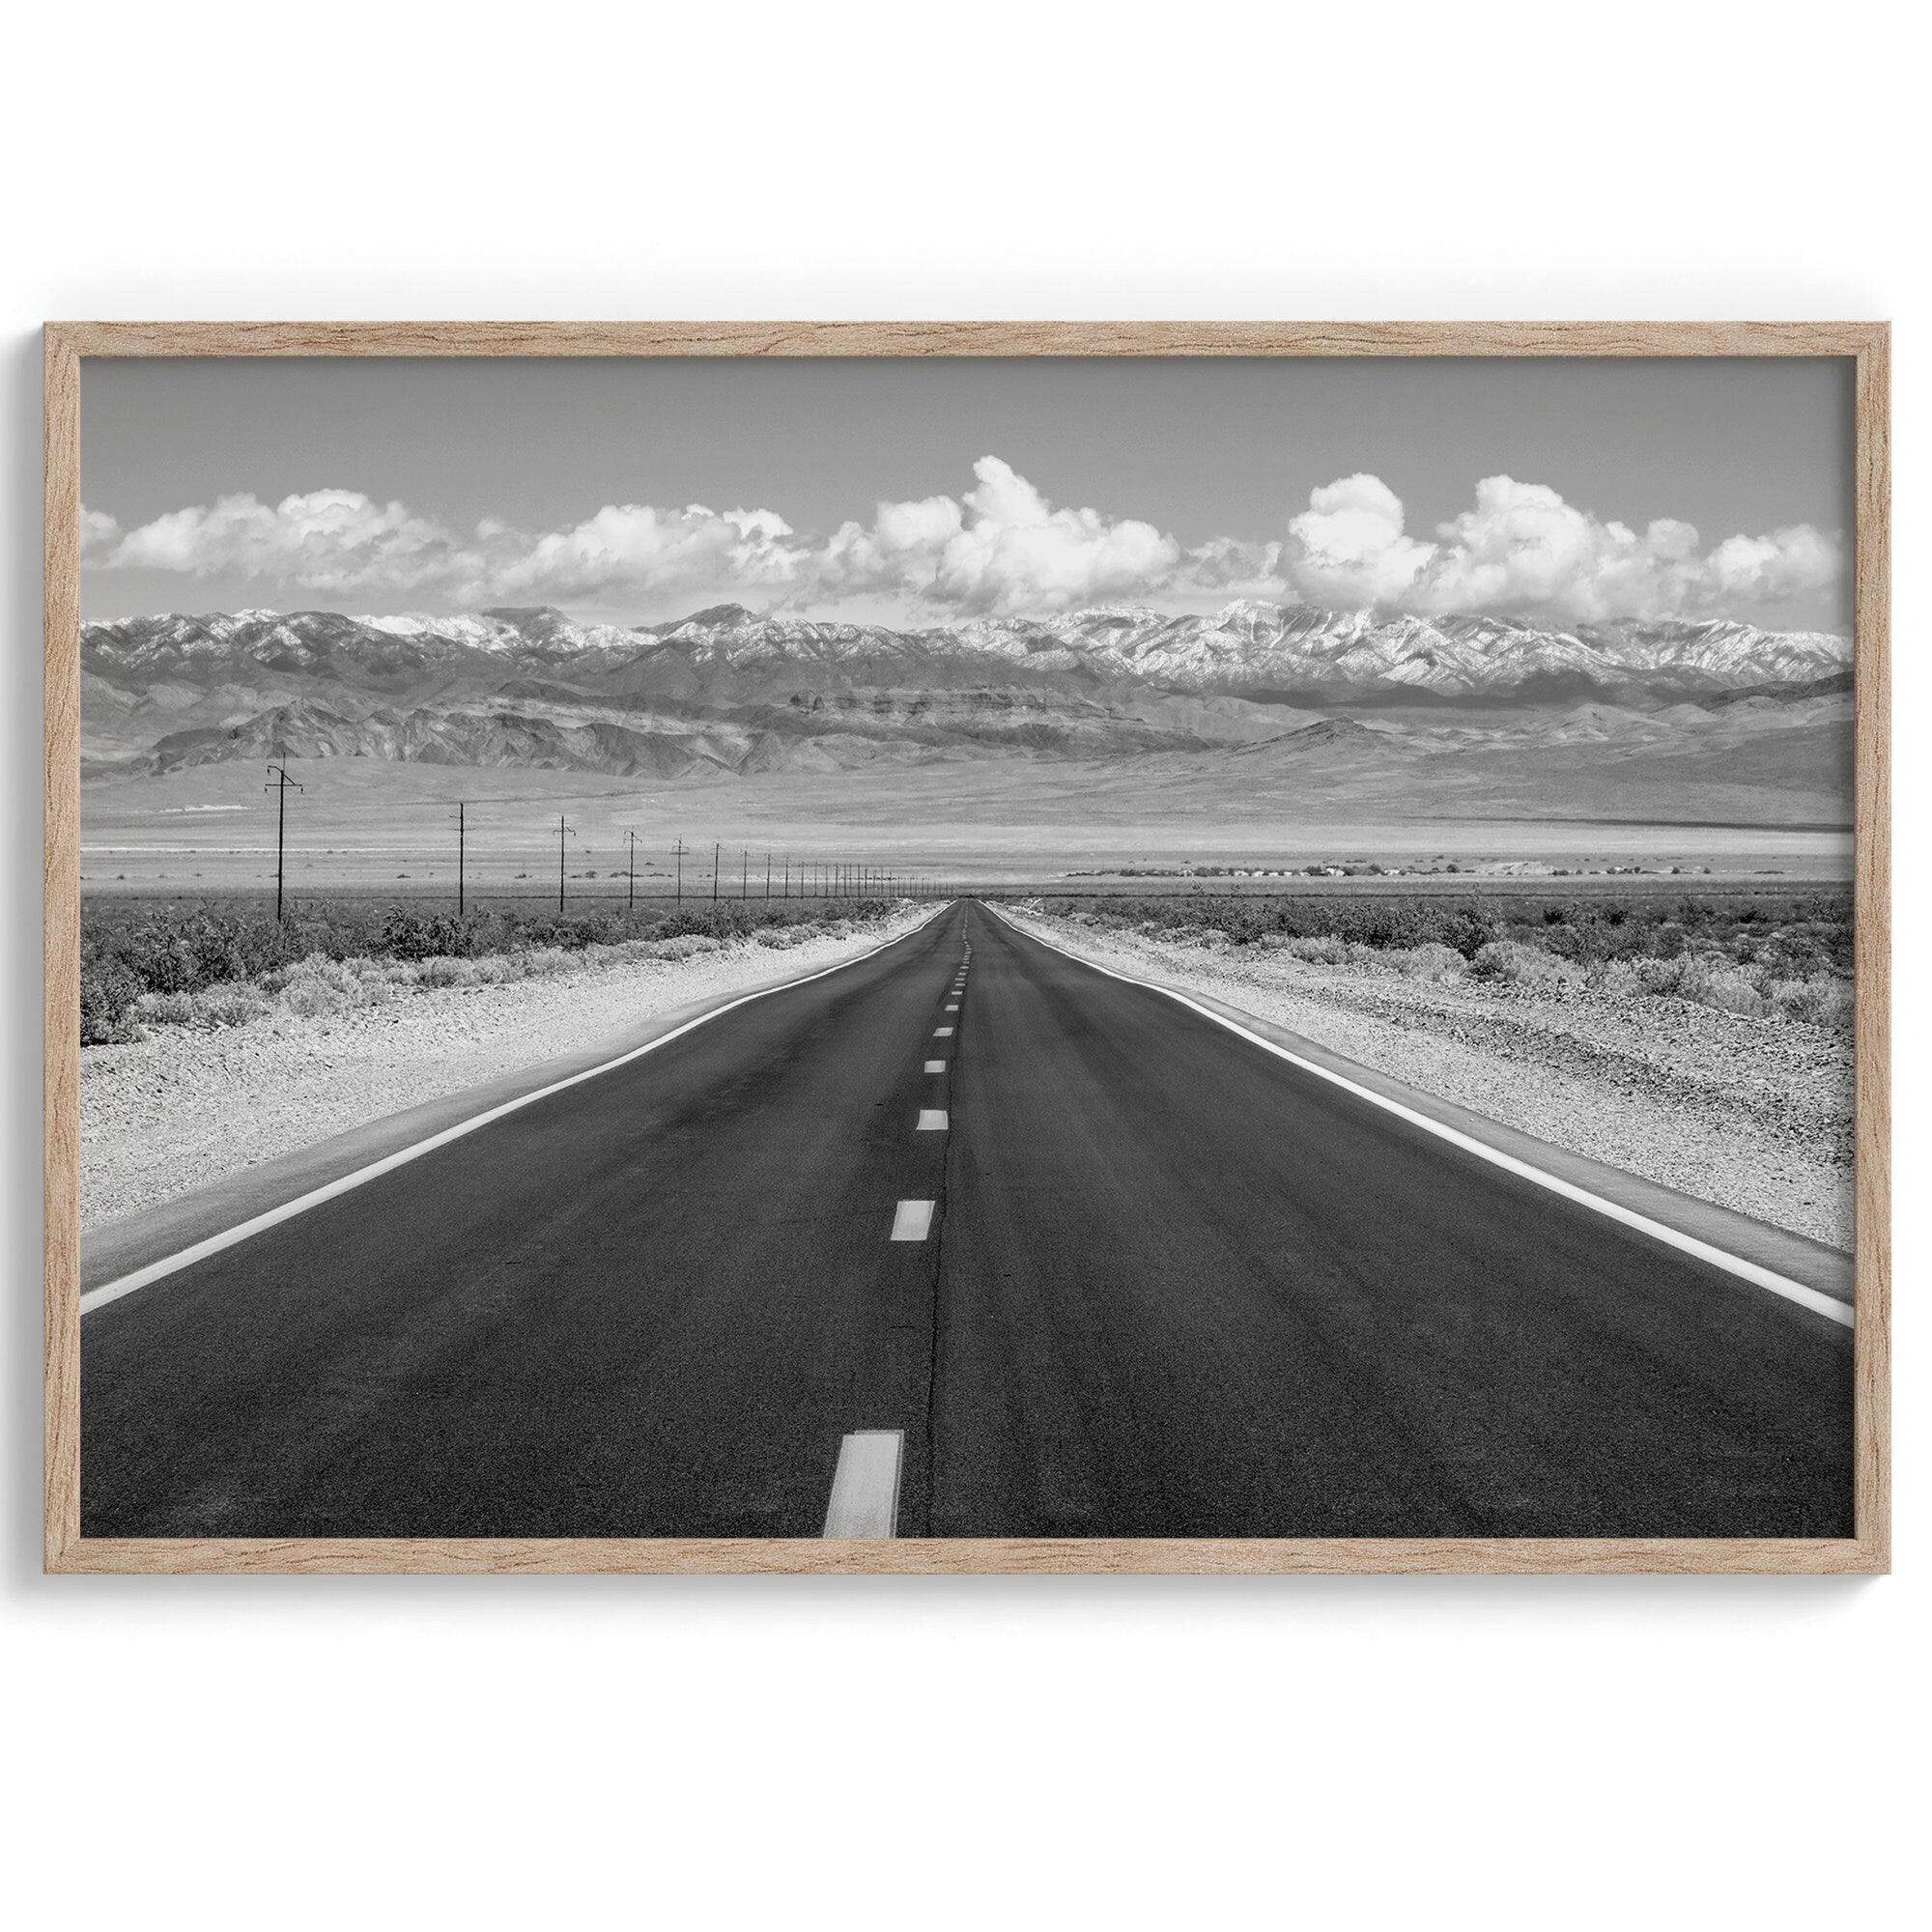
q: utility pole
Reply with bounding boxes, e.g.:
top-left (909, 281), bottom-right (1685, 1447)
top-left (672, 838), bottom-right (687, 903)
top-left (740, 848), bottom-right (748, 899)
top-left (627, 829), bottom-right (639, 911)
top-left (457, 800), bottom-right (467, 917)
top-left (557, 814), bottom-right (570, 913)
top-left (765, 852), bottom-right (772, 899)
top-left (712, 840), bottom-right (721, 902)
top-left (265, 764), bottom-right (303, 923)
top-left (783, 855), bottom-right (790, 898)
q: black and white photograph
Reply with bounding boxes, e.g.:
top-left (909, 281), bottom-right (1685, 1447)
top-left (14, 6), bottom-right (1930, 1927)
top-left (70, 349), bottom-right (1865, 1545)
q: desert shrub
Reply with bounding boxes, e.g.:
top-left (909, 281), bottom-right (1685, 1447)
top-left (80, 954), bottom-right (145, 1043)
top-left (1393, 942), bottom-right (1467, 980)
top-left (519, 946), bottom-right (576, 979)
top-left (379, 906), bottom-right (474, 960)
top-left (1767, 977), bottom-right (1854, 1027)
top-left (1682, 965), bottom-right (1767, 1016)
top-left (1590, 959), bottom-right (1643, 999)
top-left (277, 954), bottom-right (363, 1016)
top-left (653, 933), bottom-right (724, 961)
top-left (76, 891), bottom-right (918, 1043)
top-left (133, 989), bottom-right (199, 1025)
top-left (190, 982), bottom-right (274, 1028)
top-left (1470, 940), bottom-right (1582, 986)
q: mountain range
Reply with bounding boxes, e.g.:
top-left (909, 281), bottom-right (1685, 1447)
top-left (80, 602), bottom-right (1853, 782)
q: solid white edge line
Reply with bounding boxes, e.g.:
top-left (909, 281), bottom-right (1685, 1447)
top-left (988, 906), bottom-right (1853, 1330)
top-left (822, 1429), bottom-right (903, 1537)
top-left (83, 902), bottom-right (956, 1316)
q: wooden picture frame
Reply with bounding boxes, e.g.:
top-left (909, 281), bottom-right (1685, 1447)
top-left (43, 320), bottom-right (1891, 1575)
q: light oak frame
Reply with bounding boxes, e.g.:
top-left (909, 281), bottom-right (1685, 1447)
top-left (43, 321), bottom-right (1891, 1575)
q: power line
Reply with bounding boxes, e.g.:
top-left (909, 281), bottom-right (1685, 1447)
top-left (264, 764), bottom-right (304, 923)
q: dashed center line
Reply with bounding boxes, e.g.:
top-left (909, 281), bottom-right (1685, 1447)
top-left (821, 1430), bottom-right (903, 1537)
top-left (923, 1060), bottom-right (946, 1073)
top-left (917, 1109), bottom-right (949, 1131)
top-left (933, 1026), bottom-right (953, 1037)
top-left (944, 1003), bottom-right (959, 1011)
top-left (891, 1199), bottom-right (935, 1240)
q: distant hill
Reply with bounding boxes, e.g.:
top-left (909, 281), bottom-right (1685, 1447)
top-left (79, 602), bottom-right (1853, 782)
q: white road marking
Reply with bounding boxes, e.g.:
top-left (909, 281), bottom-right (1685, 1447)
top-left (917, 1110), bottom-right (949, 1131)
top-left (891, 1200), bottom-right (935, 1240)
top-left (923, 1060), bottom-right (947, 1073)
top-left (821, 1430), bottom-right (903, 1537)
top-left (933, 1026), bottom-right (953, 1037)
top-left (989, 906), bottom-right (1854, 1331)
top-left (945, 1003), bottom-right (959, 1011)
top-left (80, 904), bottom-right (957, 1316)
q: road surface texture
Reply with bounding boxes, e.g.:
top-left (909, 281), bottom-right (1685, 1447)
top-left (82, 902), bottom-right (1852, 1539)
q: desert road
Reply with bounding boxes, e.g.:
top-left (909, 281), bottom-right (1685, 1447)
top-left (81, 902), bottom-right (1854, 1540)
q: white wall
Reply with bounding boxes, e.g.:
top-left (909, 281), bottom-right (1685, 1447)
top-left (3, 4), bottom-right (1920, 1924)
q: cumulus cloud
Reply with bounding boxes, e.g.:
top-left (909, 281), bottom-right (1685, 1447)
top-left (1283, 472), bottom-right (1435, 606)
top-left (104, 489), bottom-right (472, 600)
top-left (79, 507), bottom-right (121, 556)
top-left (1411, 474), bottom-right (1843, 624)
top-left (817, 492), bottom-right (963, 599)
top-left (85, 462), bottom-right (1845, 627)
top-left (89, 489), bottom-right (810, 609)
top-left (489, 502), bottom-right (808, 603)
top-left (819, 458), bottom-right (1179, 616)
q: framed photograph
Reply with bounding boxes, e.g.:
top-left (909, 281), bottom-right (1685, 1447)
top-left (43, 322), bottom-right (1889, 1575)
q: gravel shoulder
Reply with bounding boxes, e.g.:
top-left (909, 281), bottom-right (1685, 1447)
top-left (1004, 909), bottom-right (1854, 1250)
top-left (81, 913), bottom-right (924, 1231)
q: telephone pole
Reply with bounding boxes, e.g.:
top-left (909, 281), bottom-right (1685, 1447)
top-left (712, 840), bottom-right (721, 902)
top-left (456, 801), bottom-right (467, 917)
top-left (740, 848), bottom-right (748, 899)
top-left (557, 814), bottom-right (570, 913)
top-left (672, 838), bottom-right (688, 903)
top-left (765, 852), bottom-right (772, 899)
top-left (265, 764), bottom-right (303, 923)
top-left (626, 829), bottom-right (639, 911)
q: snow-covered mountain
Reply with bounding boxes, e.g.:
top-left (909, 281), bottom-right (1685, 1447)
top-left (86, 601), bottom-right (1850, 696)
top-left (79, 601), bottom-right (1852, 778)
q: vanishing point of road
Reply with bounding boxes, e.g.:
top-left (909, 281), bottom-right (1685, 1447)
top-left (81, 902), bottom-right (1853, 1540)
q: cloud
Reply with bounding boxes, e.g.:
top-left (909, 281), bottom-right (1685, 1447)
top-left (817, 492), bottom-right (963, 600)
top-left (104, 489), bottom-right (471, 600)
top-left (820, 458), bottom-right (1179, 616)
top-left (1410, 474), bottom-right (1844, 624)
top-left (488, 502), bottom-right (809, 603)
top-left (79, 508), bottom-right (121, 557)
top-left (1282, 472), bottom-right (1435, 606)
top-left (91, 489), bottom-right (810, 609)
top-left (86, 463), bottom-right (1846, 627)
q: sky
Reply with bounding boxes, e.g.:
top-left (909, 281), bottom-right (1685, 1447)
top-left (78, 355), bottom-right (1856, 633)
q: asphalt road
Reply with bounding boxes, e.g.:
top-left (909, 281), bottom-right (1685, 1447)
top-left (81, 901), bottom-right (1853, 1539)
